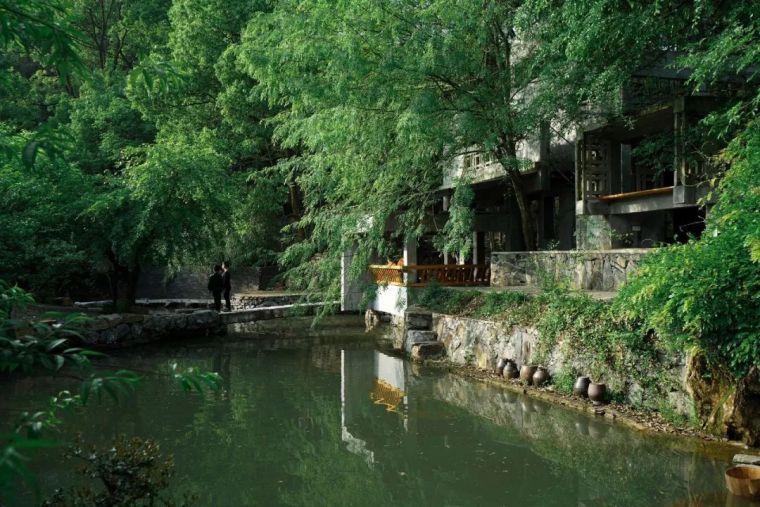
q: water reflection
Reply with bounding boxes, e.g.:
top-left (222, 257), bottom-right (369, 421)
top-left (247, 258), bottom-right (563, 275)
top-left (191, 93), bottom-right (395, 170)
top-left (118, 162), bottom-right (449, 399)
top-left (1, 323), bottom-right (751, 507)
top-left (337, 349), bottom-right (748, 507)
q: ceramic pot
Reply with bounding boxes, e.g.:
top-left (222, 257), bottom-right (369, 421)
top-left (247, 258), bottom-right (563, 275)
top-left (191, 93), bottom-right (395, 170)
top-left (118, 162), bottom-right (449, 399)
top-left (503, 360), bottom-right (519, 379)
top-left (532, 366), bottom-right (550, 387)
top-left (587, 382), bottom-right (607, 403)
top-left (495, 357), bottom-right (507, 375)
top-left (573, 376), bottom-right (591, 397)
top-left (520, 365), bottom-right (537, 385)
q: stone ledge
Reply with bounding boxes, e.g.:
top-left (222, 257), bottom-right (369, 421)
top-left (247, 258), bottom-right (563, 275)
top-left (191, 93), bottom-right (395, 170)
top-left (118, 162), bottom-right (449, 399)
top-left (80, 310), bottom-right (224, 349)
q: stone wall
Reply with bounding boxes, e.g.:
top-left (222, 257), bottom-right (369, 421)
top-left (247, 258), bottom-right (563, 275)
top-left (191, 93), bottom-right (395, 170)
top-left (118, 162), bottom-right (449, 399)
top-left (135, 267), bottom-right (276, 300)
top-left (490, 249), bottom-right (649, 291)
top-left (80, 310), bottom-right (224, 348)
top-left (76, 294), bottom-right (301, 311)
top-left (433, 314), bottom-right (689, 413)
top-left (430, 313), bottom-right (760, 446)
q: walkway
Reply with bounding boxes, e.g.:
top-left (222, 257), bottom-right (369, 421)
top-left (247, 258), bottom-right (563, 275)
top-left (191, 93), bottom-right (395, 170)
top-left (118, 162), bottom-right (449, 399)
top-left (220, 301), bottom-right (337, 325)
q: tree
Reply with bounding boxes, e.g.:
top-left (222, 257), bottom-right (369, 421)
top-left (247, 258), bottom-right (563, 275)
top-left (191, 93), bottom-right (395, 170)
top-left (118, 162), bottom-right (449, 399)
top-left (1, 0), bottom-right (290, 303)
top-left (244, 0), bottom-right (583, 261)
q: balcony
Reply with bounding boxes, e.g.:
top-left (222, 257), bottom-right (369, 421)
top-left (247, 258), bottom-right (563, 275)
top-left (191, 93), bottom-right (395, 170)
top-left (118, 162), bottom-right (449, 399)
top-left (369, 264), bottom-right (490, 287)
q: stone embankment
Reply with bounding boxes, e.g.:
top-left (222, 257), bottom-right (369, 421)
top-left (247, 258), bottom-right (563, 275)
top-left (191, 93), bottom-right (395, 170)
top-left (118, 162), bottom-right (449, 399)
top-left (76, 295), bottom-right (327, 349)
top-left (81, 310), bottom-right (224, 348)
top-left (75, 293), bottom-right (303, 312)
top-left (385, 307), bottom-right (760, 447)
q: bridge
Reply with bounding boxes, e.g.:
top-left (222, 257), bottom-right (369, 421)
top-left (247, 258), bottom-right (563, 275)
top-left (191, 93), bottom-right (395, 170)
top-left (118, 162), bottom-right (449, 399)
top-left (219, 302), bottom-right (337, 325)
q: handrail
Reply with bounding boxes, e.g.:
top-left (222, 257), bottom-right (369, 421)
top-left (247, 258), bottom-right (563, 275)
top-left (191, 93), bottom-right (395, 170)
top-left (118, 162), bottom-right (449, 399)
top-left (598, 186), bottom-right (673, 202)
top-left (368, 264), bottom-right (490, 287)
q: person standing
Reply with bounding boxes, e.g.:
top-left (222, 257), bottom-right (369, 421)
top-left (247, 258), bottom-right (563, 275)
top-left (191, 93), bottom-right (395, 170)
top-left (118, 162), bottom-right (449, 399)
top-left (222, 261), bottom-right (232, 312)
top-left (208, 265), bottom-right (224, 312)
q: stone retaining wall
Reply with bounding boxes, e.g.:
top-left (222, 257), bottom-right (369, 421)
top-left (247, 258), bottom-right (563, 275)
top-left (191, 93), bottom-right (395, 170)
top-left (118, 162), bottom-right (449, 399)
top-left (80, 310), bottom-right (224, 348)
top-left (428, 313), bottom-right (760, 446)
top-left (432, 313), bottom-right (690, 414)
top-left (76, 294), bottom-right (303, 312)
top-left (490, 249), bottom-right (649, 291)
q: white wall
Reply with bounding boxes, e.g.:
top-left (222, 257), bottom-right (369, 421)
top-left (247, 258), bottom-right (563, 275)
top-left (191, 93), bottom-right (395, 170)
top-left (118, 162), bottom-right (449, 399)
top-left (370, 284), bottom-right (408, 316)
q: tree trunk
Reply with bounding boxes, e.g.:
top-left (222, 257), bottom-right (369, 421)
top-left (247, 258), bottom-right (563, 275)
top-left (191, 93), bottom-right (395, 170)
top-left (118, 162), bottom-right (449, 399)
top-left (496, 142), bottom-right (538, 250)
top-left (507, 170), bottom-right (538, 250)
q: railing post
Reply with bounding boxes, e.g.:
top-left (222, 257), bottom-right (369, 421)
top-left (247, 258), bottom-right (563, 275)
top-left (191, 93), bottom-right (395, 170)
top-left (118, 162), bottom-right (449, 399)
top-left (403, 238), bottom-right (417, 285)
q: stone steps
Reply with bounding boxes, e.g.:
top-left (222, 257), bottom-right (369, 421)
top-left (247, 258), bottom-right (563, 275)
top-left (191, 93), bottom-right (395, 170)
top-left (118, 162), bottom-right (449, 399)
top-left (403, 306), bottom-right (445, 360)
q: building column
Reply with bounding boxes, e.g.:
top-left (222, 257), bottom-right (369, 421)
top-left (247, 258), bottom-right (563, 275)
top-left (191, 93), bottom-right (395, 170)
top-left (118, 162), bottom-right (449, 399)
top-left (473, 231), bottom-right (486, 265)
top-left (403, 237), bottom-right (417, 284)
top-left (340, 246), bottom-right (362, 312)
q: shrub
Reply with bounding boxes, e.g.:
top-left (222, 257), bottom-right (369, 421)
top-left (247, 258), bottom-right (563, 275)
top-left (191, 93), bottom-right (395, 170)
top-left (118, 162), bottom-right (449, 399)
top-left (615, 122), bottom-right (760, 378)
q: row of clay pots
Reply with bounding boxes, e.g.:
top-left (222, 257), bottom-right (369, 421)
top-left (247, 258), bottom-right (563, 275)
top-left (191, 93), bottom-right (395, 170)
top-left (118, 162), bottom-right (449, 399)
top-left (573, 375), bottom-right (607, 403)
top-left (494, 359), bottom-right (550, 386)
top-left (496, 360), bottom-right (608, 403)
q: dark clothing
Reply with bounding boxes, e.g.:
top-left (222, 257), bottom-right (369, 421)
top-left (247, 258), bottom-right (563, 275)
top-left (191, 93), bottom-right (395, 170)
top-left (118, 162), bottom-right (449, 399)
top-left (222, 270), bottom-right (231, 311)
top-left (208, 272), bottom-right (224, 312)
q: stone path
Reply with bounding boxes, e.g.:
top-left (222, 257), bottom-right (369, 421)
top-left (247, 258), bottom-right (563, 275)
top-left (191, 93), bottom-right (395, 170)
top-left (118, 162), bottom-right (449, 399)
top-left (220, 302), bottom-right (337, 325)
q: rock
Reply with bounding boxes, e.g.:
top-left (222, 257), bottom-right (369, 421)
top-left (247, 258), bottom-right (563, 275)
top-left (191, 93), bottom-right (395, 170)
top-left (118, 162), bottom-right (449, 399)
top-left (405, 307), bottom-right (433, 330)
top-left (725, 367), bottom-right (760, 447)
top-left (404, 330), bottom-right (436, 353)
top-left (187, 310), bottom-right (218, 328)
top-left (114, 323), bottom-right (130, 340)
top-left (411, 341), bottom-right (445, 361)
top-left (733, 454), bottom-right (760, 466)
top-left (365, 309), bottom-right (380, 331)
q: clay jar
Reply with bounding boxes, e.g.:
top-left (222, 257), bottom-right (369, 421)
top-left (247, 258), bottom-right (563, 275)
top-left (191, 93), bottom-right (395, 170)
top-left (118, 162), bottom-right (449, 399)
top-left (587, 382), bottom-right (607, 403)
top-left (495, 357), bottom-right (507, 375)
top-left (573, 376), bottom-right (591, 397)
top-left (532, 366), bottom-right (550, 387)
top-left (520, 365), bottom-right (537, 385)
top-left (503, 360), bottom-right (519, 379)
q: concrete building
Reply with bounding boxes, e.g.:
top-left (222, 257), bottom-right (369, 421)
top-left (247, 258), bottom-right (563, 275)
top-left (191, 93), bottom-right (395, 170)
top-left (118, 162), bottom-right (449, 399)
top-left (343, 58), bottom-right (735, 312)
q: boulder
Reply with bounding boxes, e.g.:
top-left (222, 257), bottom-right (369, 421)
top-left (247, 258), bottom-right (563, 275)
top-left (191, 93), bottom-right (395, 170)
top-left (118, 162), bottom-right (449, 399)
top-left (411, 341), bottom-right (445, 361)
top-left (405, 307), bottom-right (433, 330)
top-left (404, 330), bottom-right (436, 353)
top-left (734, 454), bottom-right (760, 466)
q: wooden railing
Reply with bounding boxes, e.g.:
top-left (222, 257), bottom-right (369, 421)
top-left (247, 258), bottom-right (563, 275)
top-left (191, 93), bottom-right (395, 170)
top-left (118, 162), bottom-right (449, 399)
top-left (369, 264), bottom-right (490, 287)
top-left (368, 265), bottom-right (404, 285)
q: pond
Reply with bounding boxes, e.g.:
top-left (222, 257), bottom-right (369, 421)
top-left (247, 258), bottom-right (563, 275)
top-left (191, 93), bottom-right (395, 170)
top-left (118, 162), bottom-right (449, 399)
top-left (1, 316), bottom-right (750, 506)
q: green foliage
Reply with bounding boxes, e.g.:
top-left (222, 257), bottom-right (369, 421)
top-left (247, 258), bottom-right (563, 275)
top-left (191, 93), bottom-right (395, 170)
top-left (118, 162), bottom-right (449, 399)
top-left (171, 364), bottom-right (222, 396)
top-left (0, 284), bottom-right (222, 503)
top-left (551, 368), bottom-right (577, 396)
top-left (616, 123), bottom-right (760, 379)
top-left (413, 282), bottom-right (478, 315)
top-left (434, 183), bottom-right (474, 259)
top-left (43, 436), bottom-right (195, 507)
top-left (470, 291), bottom-right (529, 319)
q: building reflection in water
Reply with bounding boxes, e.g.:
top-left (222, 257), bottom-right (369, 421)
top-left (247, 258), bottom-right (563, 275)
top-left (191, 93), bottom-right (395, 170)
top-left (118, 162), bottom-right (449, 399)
top-left (341, 350), bottom-right (409, 467)
top-left (337, 348), bottom-right (739, 507)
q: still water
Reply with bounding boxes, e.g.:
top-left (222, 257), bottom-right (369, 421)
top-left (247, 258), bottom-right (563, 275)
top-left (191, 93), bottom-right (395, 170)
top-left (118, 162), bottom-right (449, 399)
top-left (1, 316), bottom-right (749, 506)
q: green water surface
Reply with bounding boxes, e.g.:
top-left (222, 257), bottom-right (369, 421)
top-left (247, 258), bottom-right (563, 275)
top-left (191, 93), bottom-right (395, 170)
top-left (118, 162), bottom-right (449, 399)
top-left (1, 316), bottom-right (750, 506)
